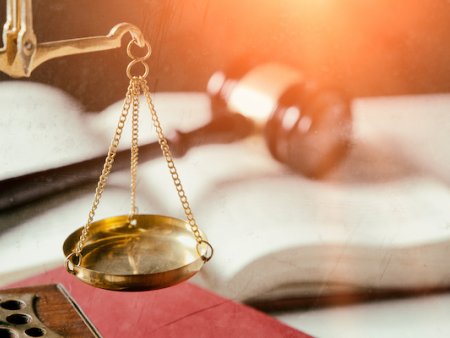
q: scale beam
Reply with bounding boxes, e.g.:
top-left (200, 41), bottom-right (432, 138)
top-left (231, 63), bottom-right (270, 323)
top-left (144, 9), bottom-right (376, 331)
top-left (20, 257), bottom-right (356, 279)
top-left (0, 0), bottom-right (145, 77)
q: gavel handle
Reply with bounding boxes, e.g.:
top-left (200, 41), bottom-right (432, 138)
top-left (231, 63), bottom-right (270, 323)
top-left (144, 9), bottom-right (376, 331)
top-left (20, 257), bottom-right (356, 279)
top-left (0, 113), bottom-right (254, 211)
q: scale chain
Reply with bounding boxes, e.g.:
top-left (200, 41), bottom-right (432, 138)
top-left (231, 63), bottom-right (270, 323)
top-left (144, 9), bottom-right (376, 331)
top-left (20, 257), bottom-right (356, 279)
top-left (73, 81), bottom-right (135, 257)
top-left (140, 79), bottom-right (205, 245)
top-left (129, 80), bottom-right (140, 221)
top-left (68, 38), bottom-right (212, 266)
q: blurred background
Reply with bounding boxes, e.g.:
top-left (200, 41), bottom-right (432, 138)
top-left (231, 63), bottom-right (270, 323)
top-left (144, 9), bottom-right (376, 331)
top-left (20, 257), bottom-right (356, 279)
top-left (1, 0), bottom-right (450, 110)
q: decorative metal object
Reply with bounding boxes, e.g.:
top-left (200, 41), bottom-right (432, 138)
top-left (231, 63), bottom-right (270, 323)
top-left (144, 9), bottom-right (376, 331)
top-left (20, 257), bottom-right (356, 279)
top-left (0, 0), bottom-right (145, 77)
top-left (0, 292), bottom-right (62, 338)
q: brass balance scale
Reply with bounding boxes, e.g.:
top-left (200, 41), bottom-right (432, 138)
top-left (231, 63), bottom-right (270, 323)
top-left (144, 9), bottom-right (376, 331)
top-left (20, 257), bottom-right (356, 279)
top-left (1, 0), bottom-right (213, 291)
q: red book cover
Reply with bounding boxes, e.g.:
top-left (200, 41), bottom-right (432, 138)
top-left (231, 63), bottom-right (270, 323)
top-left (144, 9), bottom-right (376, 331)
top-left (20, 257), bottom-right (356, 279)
top-left (6, 267), bottom-right (310, 338)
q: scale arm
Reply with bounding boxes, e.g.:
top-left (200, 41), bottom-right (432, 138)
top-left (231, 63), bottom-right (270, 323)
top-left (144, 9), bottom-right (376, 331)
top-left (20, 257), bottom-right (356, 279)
top-left (0, 0), bottom-right (146, 77)
top-left (32, 23), bottom-right (146, 70)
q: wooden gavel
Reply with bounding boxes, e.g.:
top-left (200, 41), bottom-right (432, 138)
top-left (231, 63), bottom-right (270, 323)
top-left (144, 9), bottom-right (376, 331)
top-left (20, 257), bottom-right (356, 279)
top-left (0, 82), bottom-right (351, 211)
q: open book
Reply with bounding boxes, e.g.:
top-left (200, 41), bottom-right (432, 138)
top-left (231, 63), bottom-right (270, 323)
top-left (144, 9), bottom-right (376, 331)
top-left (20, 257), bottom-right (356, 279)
top-left (1, 81), bottom-right (449, 306)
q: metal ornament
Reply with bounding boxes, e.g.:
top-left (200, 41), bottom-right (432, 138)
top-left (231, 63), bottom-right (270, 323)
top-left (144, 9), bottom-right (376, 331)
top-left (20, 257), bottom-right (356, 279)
top-left (63, 39), bottom-right (213, 291)
top-left (0, 0), bottom-right (146, 78)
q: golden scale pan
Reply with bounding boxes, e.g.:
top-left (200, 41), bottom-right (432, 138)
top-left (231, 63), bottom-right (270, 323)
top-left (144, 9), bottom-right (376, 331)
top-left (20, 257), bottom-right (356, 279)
top-left (63, 214), bottom-right (211, 291)
top-left (61, 33), bottom-right (213, 291)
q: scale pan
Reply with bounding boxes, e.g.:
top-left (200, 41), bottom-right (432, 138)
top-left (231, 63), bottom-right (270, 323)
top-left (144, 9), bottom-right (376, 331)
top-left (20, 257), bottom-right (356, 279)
top-left (63, 214), bottom-right (208, 291)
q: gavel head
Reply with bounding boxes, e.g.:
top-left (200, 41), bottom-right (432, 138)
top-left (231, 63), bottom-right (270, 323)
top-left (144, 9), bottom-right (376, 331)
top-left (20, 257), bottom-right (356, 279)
top-left (208, 70), bottom-right (352, 178)
top-left (264, 83), bottom-right (352, 178)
